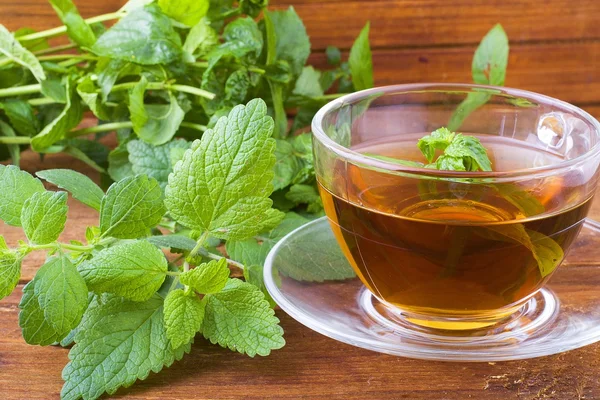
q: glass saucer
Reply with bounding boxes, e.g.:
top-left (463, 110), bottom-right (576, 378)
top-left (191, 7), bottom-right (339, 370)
top-left (264, 217), bottom-right (600, 362)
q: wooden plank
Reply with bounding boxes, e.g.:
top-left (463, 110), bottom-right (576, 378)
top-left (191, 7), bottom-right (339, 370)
top-left (310, 42), bottom-right (600, 105)
top-left (271, 0), bottom-right (600, 50)
top-left (1, 285), bottom-right (599, 399)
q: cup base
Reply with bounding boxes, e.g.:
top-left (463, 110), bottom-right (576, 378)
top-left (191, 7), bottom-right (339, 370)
top-left (265, 217), bottom-right (600, 361)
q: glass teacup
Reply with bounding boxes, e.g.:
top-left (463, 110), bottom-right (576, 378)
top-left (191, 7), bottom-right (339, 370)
top-left (312, 84), bottom-right (600, 330)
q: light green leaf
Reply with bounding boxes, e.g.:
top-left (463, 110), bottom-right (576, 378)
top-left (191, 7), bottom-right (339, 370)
top-left (293, 66), bottom-right (323, 98)
top-left (273, 139), bottom-right (301, 191)
top-left (0, 120), bottom-right (21, 166)
top-left (183, 18), bottom-right (218, 56)
top-left (472, 24), bottom-right (509, 86)
top-left (100, 175), bottom-right (166, 239)
top-left (91, 4), bottom-right (182, 65)
top-left (417, 127), bottom-right (456, 163)
top-left (243, 264), bottom-right (277, 308)
top-left (202, 279), bottom-right (284, 357)
top-left (78, 240), bottom-right (168, 301)
top-left (158, 0), bottom-right (209, 26)
top-left (19, 279), bottom-right (61, 345)
top-left (165, 99), bottom-right (277, 240)
top-left (444, 134), bottom-right (492, 171)
top-left (0, 100), bottom-right (38, 136)
top-left (264, 7), bottom-right (310, 77)
top-left (33, 255), bottom-right (88, 336)
top-left (36, 169), bottom-right (104, 211)
top-left (180, 258), bottom-right (229, 294)
top-left (76, 77), bottom-right (110, 120)
top-left (107, 139), bottom-right (134, 182)
top-left (128, 76), bottom-right (186, 145)
top-left (127, 139), bottom-right (190, 189)
top-left (40, 78), bottom-right (67, 103)
top-left (348, 21), bottom-right (373, 91)
top-left (118, 0), bottom-right (155, 13)
top-left (0, 24), bottom-right (46, 82)
top-left (226, 212), bottom-right (308, 267)
top-left (0, 165), bottom-right (45, 226)
top-left (61, 294), bottom-right (191, 400)
top-left (147, 235), bottom-right (197, 251)
top-left (21, 191), bottom-right (68, 245)
top-left (0, 249), bottom-right (20, 300)
top-left (31, 80), bottom-right (83, 151)
top-left (164, 289), bottom-right (205, 349)
top-left (49, 0), bottom-right (96, 47)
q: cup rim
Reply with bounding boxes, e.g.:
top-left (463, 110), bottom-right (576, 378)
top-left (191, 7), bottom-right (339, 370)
top-left (311, 83), bottom-right (600, 179)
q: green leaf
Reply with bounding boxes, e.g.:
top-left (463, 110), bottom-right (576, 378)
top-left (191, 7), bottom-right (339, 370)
top-left (0, 165), bottom-right (45, 226)
top-left (434, 155), bottom-right (466, 171)
top-left (49, 0), bottom-right (96, 47)
top-left (76, 77), bottom-right (110, 120)
top-left (96, 58), bottom-right (141, 101)
top-left (99, 175), bottom-right (166, 239)
top-left (180, 258), bottom-right (230, 294)
top-left (183, 18), bottom-right (218, 56)
top-left (61, 294), bottom-right (191, 400)
top-left (224, 69), bottom-right (250, 107)
top-left (165, 99), bottom-right (277, 241)
top-left (19, 279), bottom-right (61, 345)
top-left (443, 134), bottom-right (492, 171)
top-left (163, 289), bottom-right (205, 349)
top-left (0, 249), bottom-right (20, 300)
top-left (326, 45), bottom-right (341, 65)
top-left (293, 66), bottom-right (323, 98)
top-left (107, 139), bottom-right (134, 182)
top-left (243, 264), bottom-right (277, 308)
top-left (290, 132), bottom-right (314, 183)
top-left (264, 7), bottom-right (310, 77)
top-left (14, 27), bottom-right (49, 52)
top-left (33, 255), bottom-right (88, 336)
top-left (492, 183), bottom-right (545, 217)
top-left (127, 139), bottom-right (190, 189)
top-left (21, 191), bottom-right (68, 245)
top-left (417, 127), bottom-right (456, 163)
top-left (472, 24), bottom-right (509, 86)
top-left (226, 212), bottom-right (308, 267)
top-left (78, 240), bottom-right (168, 301)
top-left (31, 80), bottom-right (83, 151)
top-left (91, 4), bottom-right (182, 65)
top-left (147, 235), bottom-right (197, 252)
top-left (202, 279), bottom-right (284, 357)
top-left (285, 184), bottom-right (323, 213)
top-left (207, 17), bottom-right (263, 65)
top-left (36, 169), bottom-right (104, 211)
top-left (363, 152), bottom-right (425, 168)
top-left (128, 76), bottom-right (186, 145)
top-left (158, 0), bottom-right (209, 26)
top-left (0, 100), bottom-right (38, 136)
top-left (40, 78), bottom-right (67, 103)
top-left (0, 24), bottom-right (46, 82)
top-left (273, 139), bottom-right (301, 191)
top-left (348, 22), bottom-right (373, 91)
top-left (447, 92), bottom-right (491, 131)
top-left (0, 120), bottom-right (21, 166)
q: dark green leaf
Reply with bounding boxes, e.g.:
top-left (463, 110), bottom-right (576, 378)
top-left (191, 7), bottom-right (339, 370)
top-left (0, 100), bottom-right (38, 136)
top-left (326, 46), bottom-right (341, 66)
top-left (0, 120), bottom-right (20, 166)
top-left (472, 24), bottom-right (509, 86)
top-left (264, 7), bottom-right (310, 77)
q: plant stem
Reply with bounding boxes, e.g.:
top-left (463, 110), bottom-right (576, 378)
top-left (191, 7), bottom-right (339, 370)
top-left (0, 136), bottom-right (31, 144)
top-left (28, 97), bottom-right (59, 106)
top-left (168, 84), bottom-right (215, 99)
top-left (180, 122), bottom-right (207, 132)
top-left (0, 84), bottom-right (42, 98)
top-left (205, 251), bottom-right (245, 270)
top-left (190, 62), bottom-right (265, 75)
top-left (108, 81), bottom-right (215, 100)
top-left (29, 242), bottom-right (95, 252)
top-left (66, 121), bottom-right (134, 138)
top-left (17, 11), bottom-right (124, 42)
top-left (166, 271), bottom-right (181, 276)
top-left (188, 231), bottom-right (210, 260)
top-left (33, 43), bottom-right (78, 56)
top-left (38, 54), bottom-right (98, 62)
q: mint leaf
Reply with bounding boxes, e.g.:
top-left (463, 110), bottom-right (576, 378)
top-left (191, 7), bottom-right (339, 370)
top-left (0, 119), bottom-right (21, 166)
top-left (434, 155), bottom-right (467, 171)
top-left (158, 0), bottom-right (209, 27)
top-left (0, 249), bottom-right (20, 300)
top-left (293, 66), bottom-right (323, 98)
top-left (78, 240), bottom-right (168, 301)
top-left (183, 18), bottom-right (218, 56)
top-left (0, 100), bottom-right (39, 136)
top-left (100, 175), bottom-right (165, 239)
top-left (243, 264), bottom-right (277, 308)
top-left (472, 24), bottom-right (509, 86)
top-left (273, 139), bottom-right (301, 191)
top-left (285, 184), bottom-right (323, 213)
top-left (36, 169), bottom-right (104, 211)
top-left (19, 279), bottom-right (62, 345)
top-left (76, 77), bottom-right (111, 120)
top-left (0, 165), bottom-right (45, 226)
top-left (202, 279), bottom-right (284, 357)
top-left (208, 17), bottom-right (263, 65)
top-left (147, 235), bottom-right (197, 252)
top-left (180, 259), bottom-right (229, 294)
top-left (164, 289), bottom-right (205, 349)
top-left (165, 99), bottom-right (277, 241)
top-left (33, 255), bottom-right (88, 336)
top-left (31, 80), bottom-right (83, 151)
top-left (21, 191), bottom-right (68, 245)
top-left (91, 4), bottom-right (182, 65)
top-left (107, 138), bottom-right (134, 182)
top-left (49, 0), bottom-right (96, 48)
top-left (61, 294), bottom-right (191, 400)
top-left (417, 127), bottom-right (456, 163)
top-left (444, 135), bottom-right (492, 171)
top-left (0, 24), bottom-right (46, 82)
top-left (40, 79), bottom-right (67, 103)
top-left (127, 139), bottom-right (190, 189)
top-left (128, 76), bottom-right (186, 145)
top-left (348, 22), bottom-right (373, 91)
top-left (264, 7), bottom-right (310, 77)
top-left (226, 212), bottom-right (309, 267)
top-left (447, 92), bottom-right (491, 132)
top-left (363, 153), bottom-right (425, 168)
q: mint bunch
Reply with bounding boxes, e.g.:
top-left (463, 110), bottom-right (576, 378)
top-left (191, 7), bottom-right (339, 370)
top-left (0, 99), bottom-right (288, 399)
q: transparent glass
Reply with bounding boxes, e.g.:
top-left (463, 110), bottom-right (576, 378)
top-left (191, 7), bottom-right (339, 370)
top-left (311, 84), bottom-right (600, 330)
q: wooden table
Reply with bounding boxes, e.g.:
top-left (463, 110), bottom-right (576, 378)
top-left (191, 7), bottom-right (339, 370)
top-left (2, 0), bottom-right (600, 398)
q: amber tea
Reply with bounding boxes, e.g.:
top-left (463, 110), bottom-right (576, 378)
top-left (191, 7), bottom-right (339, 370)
top-left (319, 134), bottom-right (592, 328)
